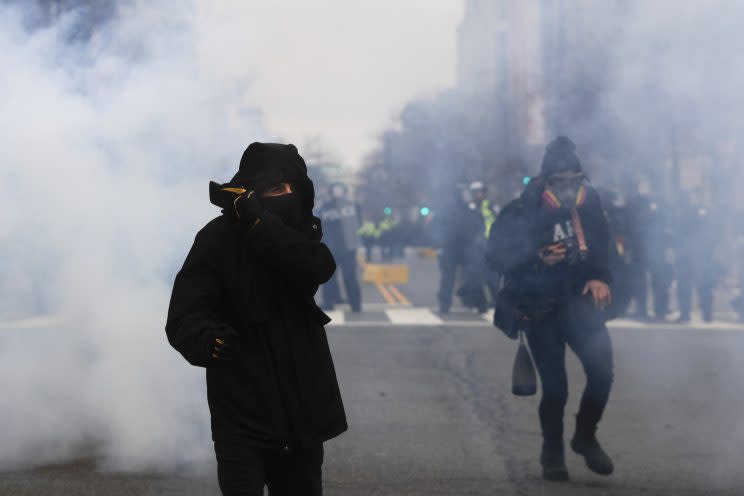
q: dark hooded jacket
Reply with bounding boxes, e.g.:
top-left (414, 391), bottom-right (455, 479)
top-left (166, 143), bottom-right (347, 451)
top-left (487, 154), bottom-right (611, 319)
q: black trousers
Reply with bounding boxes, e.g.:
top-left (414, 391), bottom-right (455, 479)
top-left (214, 442), bottom-right (323, 496)
top-left (650, 265), bottom-right (672, 319)
top-left (437, 253), bottom-right (464, 313)
top-left (458, 241), bottom-right (499, 312)
top-left (627, 261), bottom-right (649, 318)
top-left (322, 249), bottom-right (361, 312)
top-left (527, 300), bottom-right (614, 449)
top-left (677, 261), bottom-right (714, 321)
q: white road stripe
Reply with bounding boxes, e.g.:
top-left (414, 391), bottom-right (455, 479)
top-left (325, 310), bottom-right (345, 326)
top-left (385, 308), bottom-right (444, 326)
top-left (325, 309), bottom-right (744, 331)
top-left (608, 318), bottom-right (744, 331)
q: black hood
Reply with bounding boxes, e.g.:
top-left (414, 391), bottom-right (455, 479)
top-left (230, 142), bottom-right (316, 216)
top-left (540, 136), bottom-right (583, 177)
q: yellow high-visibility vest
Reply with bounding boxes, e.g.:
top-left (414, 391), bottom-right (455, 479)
top-left (481, 200), bottom-right (496, 238)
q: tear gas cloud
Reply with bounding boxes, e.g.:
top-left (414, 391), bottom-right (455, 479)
top-left (0, 1), bottom-right (268, 471)
top-left (566, 1), bottom-right (744, 197)
top-left (0, 0), bottom-right (462, 473)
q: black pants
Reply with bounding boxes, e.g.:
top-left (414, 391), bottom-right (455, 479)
top-left (527, 300), bottom-right (614, 450)
top-left (677, 261), bottom-right (714, 321)
top-left (650, 266), bottom-right (672, 319)
top-left (322, 249), bottom-right (361, 312)
top-left (214, 442), bottom-right (323, 496)
top-left (458, 241), bottom-right (499, 312)
top-left (627, 261), bottom-right (648, 318)
top-left (438, 253), bottom-right (464, 313)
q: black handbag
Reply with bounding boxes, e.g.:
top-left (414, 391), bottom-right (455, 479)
top-left (512, 330), bottom-right (537, 396)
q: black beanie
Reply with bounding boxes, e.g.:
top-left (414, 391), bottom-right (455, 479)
top-left (540, 136), bottom-right (583, 176)
top-left (231, 142), bottom-right (315, 213)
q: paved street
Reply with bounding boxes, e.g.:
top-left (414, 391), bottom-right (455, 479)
top-left (3, 254), bottom-right (744, 495)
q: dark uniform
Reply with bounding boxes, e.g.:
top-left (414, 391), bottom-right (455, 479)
top-left (626, 194), bottom-right (673, 320)
top-left (457, 182), bottom-right (500, 313)
top-left (487, 137), bottom-right (614, 481)
top-left (318, 184), bottom-right (362, 312)
top-left (674, 195), bottom-right (717, 322)
top-left (597, 189), bottom-right (633, 318)
top-left (435, 189), bottom-right (483, 314)
top-left (166, 143), bottom-right (347, 496)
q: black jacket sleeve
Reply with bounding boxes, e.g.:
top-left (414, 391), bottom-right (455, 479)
top-left (166, 226), bottom-right (236, 367)
top-left (579, 190), bottom-right (612, 285)
top-left (486, 200), bottom-right (538, 274)
top-left (245, 214), bottom-right (336, 295)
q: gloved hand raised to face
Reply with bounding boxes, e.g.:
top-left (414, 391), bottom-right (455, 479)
top-left (210, 325), bottom-right (241, 363)
top-left (233, 190), bottom-right (264, 226)
top-left (208, 181), bottom-right (264, 227)
top-left (209, 180), bottom-right (306, 229)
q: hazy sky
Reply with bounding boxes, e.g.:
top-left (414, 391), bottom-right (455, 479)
top-left (196, 1), bottom-right (464, 168)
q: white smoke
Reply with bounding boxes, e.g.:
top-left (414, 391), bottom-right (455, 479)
top-left (0, 1), bottom-right (269, 472)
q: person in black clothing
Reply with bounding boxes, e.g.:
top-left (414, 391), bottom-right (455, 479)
top-left (435, 186), bottom-right (483, 314)
top-left (457, 182), bottom-right (500, 313)
top-left (624, 194), bottom-right (651, 319)
top-left (166, 142), bottom-right (347, 496)
top-left (597, 188), bottom-right (633, 318)
top-left (675, 192), bottom-right (718, 323)
top-left (318, 183), bottom-right (362, 312)
top-left (627, 193), bottom-right (674, 320)
top-left (487, 137), bottom-right (614, 481)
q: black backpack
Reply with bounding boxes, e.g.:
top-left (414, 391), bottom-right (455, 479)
top-left (488, 195), bottom-right (558, 338)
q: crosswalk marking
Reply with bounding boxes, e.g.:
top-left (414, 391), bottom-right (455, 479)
top-left (324, 307), bottom-right (744, 331)
top-left (3, 310), bottom-right (742, 332)
top-left (608, 318), bottom-right (744, 331)
top-left (385, 308), bottom-right (444, 326)
top-left (324, 310), bottom-right (345, 325)
top-left (483, 309), bottom-right (495, 323)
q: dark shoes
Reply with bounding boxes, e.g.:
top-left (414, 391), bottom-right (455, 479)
top-left (541, 444), bottom-right (569, 482)
top-left (571, 433), bottom-right (614, 476)
top-left (541, 431), bottom-right (614, 480)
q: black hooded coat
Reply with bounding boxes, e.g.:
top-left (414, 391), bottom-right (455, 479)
top-left (166, 143), bottom-right (347, 451)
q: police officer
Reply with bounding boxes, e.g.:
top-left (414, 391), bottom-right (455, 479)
top-left (358, 219), bottom-right (379, 262)
top-left (626, 193), bottom-right (673, 321)
top-left (319, 183), bottom-right (362, 313)
top-left (435, 186), bottom-right (482, 314)
top-left (487, 137), bottom-right (614, 481)
top-left (458, 182), bottom-right (499, 313)
top-left (675, 192), bottom-right (717, 323)
top-left (466, 182), bottom-right (496, 236)
top-left (378, 214), bottom-right (399, 262)
top-left (597, 188), bottom-right (633, 318)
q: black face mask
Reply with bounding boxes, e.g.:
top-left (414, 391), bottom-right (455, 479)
top-left (261, 194), bottom-right (304, 228)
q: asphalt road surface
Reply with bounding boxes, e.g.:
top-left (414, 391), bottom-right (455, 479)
top-left (3, 252), bottom-right (744, 495)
